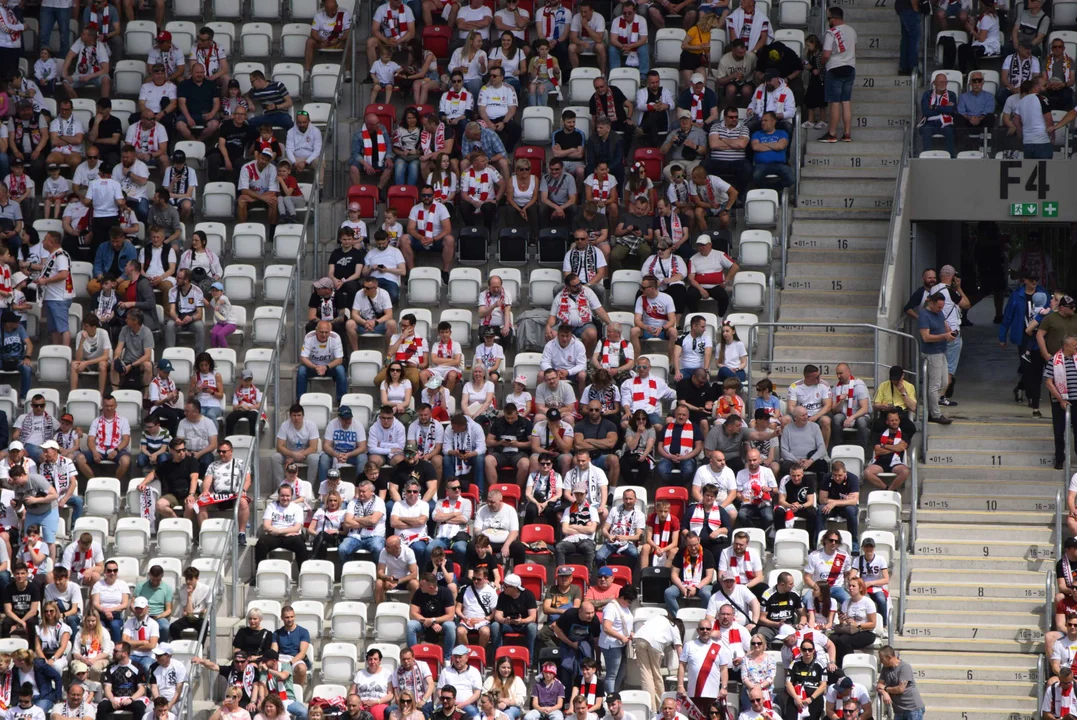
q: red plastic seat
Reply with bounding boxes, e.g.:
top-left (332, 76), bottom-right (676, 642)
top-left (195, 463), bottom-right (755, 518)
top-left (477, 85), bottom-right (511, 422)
top-left (466, 645), bottom-right (487, 674)
top-left (495, 645), bottom-right (531, 677)
top-left (607, 565), bottom-right (633, 587)
top-left (513, 145), bottom-right (545, 179)
top-left (413, 103), bottom-right (436, 121)
top-left (364, 103), bottom-right (398, 134)
top-left (655, 485), bottom-right (689, 523)
top-left (387, 185), bottom-right (419, 219)
top-left (521, 524), bottom-right (554, 555)
top-left (462, 484), bottom-right (480, 507)
top-left (514, 562), bottom-right (548, 598)
top-left (412, 643), bottom-right (443, 682)
top-left (489, 483), bottom-right (521, 509)
top-left (633, 147), bottom-right (663, 181)
top-left (558, 564), bottom-right (589, 596)
top-left (422, 25), bottom-right (451, 59)
top-left (346, 184), bottom-right (379, 219)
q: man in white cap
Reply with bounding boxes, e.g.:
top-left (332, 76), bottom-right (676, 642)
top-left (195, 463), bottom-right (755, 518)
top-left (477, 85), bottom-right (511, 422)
top-left (237, 147), bottom-right (279, 224)
top-left (493, 573), bottom-right (539, 660)
top-left (436, 645), bottom-right (483, 718)
top-left (920, 263), bottom-right (969, 406)
top-left (775, 624), bottom-right (835, 671)
top-left (148, 642), bottom-right (187, 713)
top-left (38, 439), bottom-right (81, 526)
top-left (660, 108), bottom-right (708, 165)
top-left (677, 73), bottom-right (719, 131)
top-left (687, 235), bottom-right (738, 316)
top-left (707, 570), bottom-right (761, 630)
top-left (122, 596), bottom-right (161, 673)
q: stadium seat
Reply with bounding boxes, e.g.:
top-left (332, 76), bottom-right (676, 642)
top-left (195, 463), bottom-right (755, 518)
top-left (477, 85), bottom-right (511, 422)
top-left (156, 519), bottom-right (194, 557)
top-left (297, 560), bottom-right (335, 601)
top-left (243, 349), bottom-right (275, 386)
top-left (610, 270), bottom-right (643, 308)
top-left (255, 560), bottom-right (293, 598)
top-left (654, 486), bottom-right (689, 521)
top-left (64, 390), bottom-right (101, 428)
top-left (252, 306), bottom-right (284, 344)
top-left (85, 478), bottom-right (121, 519)
top-left (223, 264), bottom-right (258, 302)
top-left (114, 517), bottom-right (150, 557)
top-left (738, 230), bottom-right (773, 268)
top-left (918, 150), bottom-right (950, 159)
top-left (633, 147), bottom-right (662, 181)
top-left (521, 106), bottom-right (555, 145)
top-left (643, 354), bottom-right (670, 383)
top-left (124, 21), bottom-right (158, 55)
top-left (262, 265), bottom-right (294, 304)
top-left (232, 223), bottom-right (267, 260)
top-left (422, 25), bottom-right (451, 58)
top-left (843, 653), bottom-right (879, 689)
top-left (114, 60), bottom-right (148, 96)
top-left (495, 646), bottom-right (530, 678)
top-left (341, 562), bottom-right (376, 600)
top-left (774, 529), bottom-right (811, 569)
top-left (570, 67), bottom-right (602, 103)
top-left (320, 643), bottom-right (358, 684)
top-left (511, 352), bottom-right (543, 388)
top-left (654, 28), bottom-right (686, 65)
top-left (72, 517), bottom-right (108, 550)
top-left (387, 185), bottom-right (419, 218)
top-left (299, 393), bottom-right (333, 433)
top-left (202, 182), bottom-right (236, 218)
top-left (108, 557), bottom-right (141, 586)
top-left (831, 445), bottom-right (866, 478)
top-left (458, 226), bottom-right (490, 265)
top-left (935, 30), bottom-right (967, 65)
top-left (514, 146), bottom-right (546, 180)
top-left (448, 268), bottom-right (483, 307)
top-left (413, 644), bottom-right (443, 682)
top-left (774, 28), bottom-right (805, 55)
top-left (310, 64), bottom-right (341, 99)
top-left (866, 491), bottom-right (902, 531)
top-left (608, 67), bottom-right (641, 100)
top-left (408, 267), bottom-right (442, 305)
top-left (36, 345), bottom-right (71, 383)
top-left (816, 529), bottom-right (854, 554)
top-left (676, 607), bottom-right (707, 638)
top-left (280, 22), bottom-right (309, 57)
top-left (861, 531), bottom-right (896, 567)
top-left (374, 602), bottom-right (410, 642)
top-left (161, 348), bottom-right (195, 386)
top-left (612, 485), bottom-right (648, 508)
top-left (744, 189), bottom-right (779, 227)
top-left (440, 309), bottom-right (474, 348)
top-left (349, 351), bottom-right (384, 388)
top-left (365, 103), bottom-right (398, 134)
top-left (198, 518), bottom-right (234, 557)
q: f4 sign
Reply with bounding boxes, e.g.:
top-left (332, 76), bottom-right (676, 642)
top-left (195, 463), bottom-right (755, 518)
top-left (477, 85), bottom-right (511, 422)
top-left (1000, 160), bottom-right (1051, 200)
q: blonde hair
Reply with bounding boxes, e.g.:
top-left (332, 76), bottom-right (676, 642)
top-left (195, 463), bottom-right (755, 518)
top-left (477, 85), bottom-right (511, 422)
top-left (698, 12), bottom-right (720, 32)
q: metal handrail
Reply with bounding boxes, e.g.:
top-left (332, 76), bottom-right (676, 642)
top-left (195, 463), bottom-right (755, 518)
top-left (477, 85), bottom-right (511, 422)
top-left (921, 16), bottom-right (929, 78)
top-left (1038, 654), bottom-right (1047, 720)
top-left (919, 355), bottom-right (928, 459)
top-left (1066, 404), bottom-right (1072, 515)
top-left (181, 510), bottom-right (230, 720)
top-left (908, 70), bottom-right (919, 136)
top-left (876, 124), bottom-right (911, 325)
top-left (909, 446), bottom-right (920, 555)
top-left (898, 523), bottom-right (909, 635)
top-left (767, 274), bottom-right (776, 359)
top-left (780, 188), bottom-right (789, 287)
top-left (1058, 486), bottom-right (1065, 567)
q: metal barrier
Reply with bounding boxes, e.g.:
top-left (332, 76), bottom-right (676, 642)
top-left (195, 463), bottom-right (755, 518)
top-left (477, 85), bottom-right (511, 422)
top-left (908, 71), bottom-right (918, 134)
top-left (893, 521), bottom-right (907, 641)
top-left (877, 125), bottom-right (911, 333)
top-left (1038, 654), bottom-right (1047, 719)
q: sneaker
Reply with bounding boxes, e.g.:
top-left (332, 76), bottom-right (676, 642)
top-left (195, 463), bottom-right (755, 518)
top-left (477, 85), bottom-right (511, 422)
top-left (1014, 387), bottom-right (1023, 404)
top-left (841, 134), bottom-right (852, 142)
top-left (1057, 459), bottom-right (1065, 470)
top-left (819, 134), bottom-right (838, 143)
top-left (929, 415), bottom-right (953, 425)
top-left (1033, 409), bottom-right (1044, 418)
top-left (939, 397), bottom-right (957, 406)
top-left (238, 533), bottom-right (247, 546)
top-left (815, 121), bottom-right (828, 129)
top-left (802, 120), bottom-right (814, 128)
top-left (442, 270), bottom-right (450, 283)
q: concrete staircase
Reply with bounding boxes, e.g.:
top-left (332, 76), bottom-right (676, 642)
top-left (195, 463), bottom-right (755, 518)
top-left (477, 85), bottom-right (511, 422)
top-left (895, 420), bottom-right (1054, 720)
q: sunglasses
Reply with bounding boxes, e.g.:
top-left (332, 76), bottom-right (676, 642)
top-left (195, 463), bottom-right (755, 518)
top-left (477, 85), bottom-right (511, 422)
top-left (406, 489), bottom-right (420, 494)
top-left (32, 404), bottom-right (44, 408)
top-left (825, 538), bottom-right (839, 543)
top-left (448, 485), bottom-right (461, 490)
top-left (750, 699), bottom-right (764, 705)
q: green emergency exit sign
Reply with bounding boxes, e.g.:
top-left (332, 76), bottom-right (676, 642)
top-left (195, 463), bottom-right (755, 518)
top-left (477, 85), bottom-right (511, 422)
top-left (1009, 201), bottom-right (1061, 217)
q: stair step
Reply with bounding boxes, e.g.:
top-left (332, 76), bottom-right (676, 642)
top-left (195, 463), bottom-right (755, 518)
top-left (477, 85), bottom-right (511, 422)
top-left (918, 710), bottom-right (1035, 720)
top-left (907, 580), bottom-right (1045, 600)
top-left (798, 194), bottom-right (894, 210)
top-left (912, 538), bottom-right (1054, 560)
top-left (895, 635), bottom-right (1044, 654)
top-left (898, 651), bottom-right (1038, 670)
top-left (920, 435), bottom-right (1055, 451)
top-left (922, 448), bottom-right (1056, 467)
top-left (800, 126), bottom-right (904, 142)
top-left (803, 151), bottom-right (904, 169)
top-left (918, 693), bottom-right (1037, 710)
top-left (786, 256), bottom-right (886, 273)
top-left (919, 465), bottom-right (1059, 480)
top-left (790, 219), bottom-right (890, 237)
top-left (904, 595), bottom-right (1046, 613)
top-left (807, 141), bottom-right (904, 157)
top-left (935, 420), bottom-right (1055, 437)
top-left (916, 678), bottom-right (1036, 697)
top-left (792, 207), bottom-right (892, 221)
top-left (789, 235), bottom-right (888, 250)
top-left (780, 289), bottom-right (880, 306)
top-left (777, 305), bottom-right (877, 321)
top-left (907, 554), bottom-right (1053, 572)
top-left (773, 345), bottom-right (874, 362)
top-left (800, 165), bottom-right (901, 180)
top-left (920, 492), bottom-right (1057, 512)
top-left (847, 114), bottom-right (913, 128)
top-left (922, 476), bottom-right (1057, 493)
top-left (914, 522), bottom-right (1054, 542)
top-left (845, 57), bottom-right (915, 74)
top-left (917, 508), bottom-right (1054, 525)
top-left (773, 331), bottom-right (877, 348)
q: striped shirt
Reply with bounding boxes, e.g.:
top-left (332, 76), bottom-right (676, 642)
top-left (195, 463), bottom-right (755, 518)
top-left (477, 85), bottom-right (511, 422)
top-left (1045, 354), bottom-right (1077, 389)
top-left (709, 121), bottom-right (750, 162)
top-left (249, 80), bottom-right (290, 109)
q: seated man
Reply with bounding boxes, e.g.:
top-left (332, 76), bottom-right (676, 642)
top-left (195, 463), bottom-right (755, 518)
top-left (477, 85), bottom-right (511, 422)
top-left (688, 165), bottom-right (737, 236)
top-left (786, 366), bottom-right (833, 445)
top-left (749, 111), bottom-right (794, 189)
top-left (339, 479), bottom-right (387, 560)
top-left (657, 405), bottom-right (704, 479)
top-left (535, 367), bottom-right (578, 421)
top-left (60, 531), bottom-right (105, 588)
top-left (683, 482), bottom-right (730, 557)
top-left (368, 406), bottom-right (407, 469)
top-left (664, 530), bottom-right (715, 616)
top-left (477, 67), bottom-right (521, 153)
top-left (635, 71), bottom-right (675, 147)
top-left (374, 535), bottom-right (419, 604)
top-left (403, 186), bottom-right (455, 281)
top-left (494, 574), bottom-right (539, 659)
top-left (484, 403), bottom-right (532, 488)
top-left (272, 403), bottom-right (321, 486)
top-left (716, 39), bottom-right (758, 107)
top-left (1045, 40), bottom-right (1076, 111)
top-left (620, 357), bottom-right (676, 430)
top-left (348, 275), bottom-right (398, 351)
top-left (443, 414), bottom-right (486, 492)
top-left (531, 407), bottom-right (575, 474)
top-left (776, 465), bottom-right (819, 538)
top-left (863, 409), bottom-right (916, 492)
top-left (76, 394), bottom-right (132, 481)
top-left (319, 405), bottom-right (368, 483)
top-left (780, 407), bottom-right (830, 478)
top-left (237, 148), bottom-right (279, 224)
top-left (195, 439), bottom-right (252, 545)
top-left (746, 70), bottom-right (796, 133)
top-left (956, 71), bottom-right (998, 145)
top-left (406, 573), bottom-right (457, 664)
top-left (819, 460), bottom-right (861, 554)
top-left (435, 647), bottom-right (483, 719)
top-left (0, 311), bottom-right (32, 401)
top-left (829, 363), bottom-right (871, 449)
top-left (631, 275), bottom-right (678, 360)
top-left (735, 448), bottom-right (778, 535)
top-left (608, 0), bottom-right (650, 77)
top-left (97, 642), bottom-right (148, 720)
top-left (474, 488), bottom-right (527, 565)
top-left (454, 567), bottom-right (498, 653)
top-left (137, 437), bottom-right (200, 523)
top-left (554, 481), bottom-right (599, 569)
top-left (564, 229), bottom-right (608, 302)
top-left (677, 73), bottom-right (719, 131)
top-left (718, 530), bottom-right (766, 598)
top-left (591, 323), bottom-right (635, 382)
top-left (297, 320), bottom-right (348, 403)
top-left (121, 597), bottom-right (160, 673)
top-left (542, 324), bottom-right (590, 392)
top-left (459, 149), bottom-right (506, 230)
top-left (871, 364), bottom-right (918, 426)
top-left (595, 487), bottom-right (646, 564)
top-left (919, 72), bottom-right (958, 158)
top-left (546, 275), bottom-right (610, 357)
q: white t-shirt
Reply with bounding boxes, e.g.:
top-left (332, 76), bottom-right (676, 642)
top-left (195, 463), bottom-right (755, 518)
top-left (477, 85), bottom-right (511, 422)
top-left (678, 332), bottom-right (713, 370)
top-left (151, 660), bottom-right (188, 701)
top-left (238, 159), bottom-right (279, 194)
top-left (459, 581), bottom-right (499, 619)
top-left (693, 464), bottom-right (738, 501)
top-left (474, 503), bottom-right (519, 544)
top-left (408, 201), bottom-right (451, 239)
top-left (462, 380), bottom-right (495, 409)
top-left (478, 83), bottom-right (517, 121)
top-left (138, 81), bottom-right (177, 113)
top-left (495, 8), bottom-right (530, 39)
top-left (719, 340), bottom-right (748, 372)
top-left (456, 4), bottom-right (493, 39)
top-left (823, 24), bottom-right (858, 69)
top-left (971, 12), bottom-right (1000, 53)
top-left (840, 596), bottom-right (876, 624)
top-left (390, 498), bottom-right (430, 544)
top-left (1017, 92), bottom-right (1051, 144)
top-left (786, 380), bottom-right (831, 415)
top-left (351, 287), bottom-right (393, 321)
top-left (559, 502), bottom-right (598, 544)
top-left (75, 327), bottom-right (111, 359)
top-left (461, 166), bottom-right (502, 203)
top-left (276, 418), bottom-right (321, 453)
top-left (635, 292), bottom-right (676, 330)
top-left (347, 495), bottom-right (387, 538)
top-left (176, 415), bottom-right (218, 453)
top-left (378, 544), bottom-right (417, 578)
top-left (91, 578), bottom-right (131, 609)
top-left (311, 7), bottom-right (353, 39)
top-left (86, 177), bottom-right (123, 217)
top-left (510, 174), bottom-right (538, 206)
top-left (570, 11), bottom-right (607, 36)
top-left (113, 159), bottom-right (152, 200)
top-left (122, 615), bottom-right (160, 658)
top-left (804, 549), bottom-right (849, 589)
top-left (40, 249), bottom-right (73, 302)
top-left (363, 246), bottom-right (405, 284)
top-left (822, 683), bottom-right (871, 709)
top-left (352, 667), bottom-right (394, 703)
top-left (88, 414), bottom-right (131, 451)
top-left (263, 501), bottom-right (304, 530)
top-left (300, 330), bottom-right (344, 366)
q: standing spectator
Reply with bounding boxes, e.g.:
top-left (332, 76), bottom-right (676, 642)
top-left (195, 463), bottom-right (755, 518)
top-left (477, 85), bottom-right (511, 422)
top-left (819, 7), bottom-right (857, 143)
top-left (1020, 76), bottom-right (1055, 158)
top-left (1048, 335), bottom-right (1077, 470)
top-left (895, 0), bottom-right (921, 75)
top-left (918, 291), bottom-right (956, 425)
top-left (877, 646), bottom-right (924, 720)
top-left (726, 0), bottom-right (769, 52)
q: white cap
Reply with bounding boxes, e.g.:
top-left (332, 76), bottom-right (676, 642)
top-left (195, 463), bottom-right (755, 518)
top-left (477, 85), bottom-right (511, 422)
top-left (503, 574), bottom-right (524, 590)
top-left (153, 643), bottom-right (173, 656)
top-left (133, 597), bottom-right (149, 609)
top-left (696, 234), bottom-right (712, 245)
top-left (40, 440), bottom-right (59, 450)
top-left (8, 441), bottom-right (23, 451)
top-left (775, 624), bottom-right (797, 641)
top-left (690, 72), bottom-right (706, 84)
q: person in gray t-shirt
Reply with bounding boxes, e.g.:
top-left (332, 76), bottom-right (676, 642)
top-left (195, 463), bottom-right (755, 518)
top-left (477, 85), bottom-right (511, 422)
top-left (878, 648), bottom-right (925, 716)
top-left (535, 374), bottom-right (577, 414)
top-left (114, 311), bottom-right (156, 387)
top-left (540, 160), bottom-right (579, 226)
top-left (704, 415), bottom-right (751, 473)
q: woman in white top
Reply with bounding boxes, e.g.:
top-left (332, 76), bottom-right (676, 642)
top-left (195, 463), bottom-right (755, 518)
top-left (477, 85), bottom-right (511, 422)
top-left (190, 352), bottom-right (226, 421)
top-left (958, 0), bottom-right (1000, 72)
top-left (211, 687), bottom-right (253, 720)
top-left (505, 159), bottom-right (539, 230)
top-left (804, 584), bottom-right (837, 631)
top-left (830, 577), bottom-right (878, 666)
top-left (450, 30), bottom-right (488, 96)
top-left (474, 328), bottom-right (506, 382)
top-left (208, 282), bottom-right (237, 348)
top-left (254, 695), bottom-right (290, 720)
top-left (716, 322), bottom-right (748, 382)
top-left (380, 362), bottom-right (414, 422)
top-left (505, 377), bottom-right (533, 419)
top-left (35, 600), bottom-right (72, 674)
top-left (488, 31), bottom-right (526, 94)
top-left (427, 153), bottom-right (459, 215)
top-left (393, 107), bottom-right (423, 188)
top-left (640, 239), bottom-right (687, 311)
top-left (180, 231), bottom-right (224, 294)
top-left (483, 657), bottom-right (528, 719)
top-left (73, 609), bottom-right (115, 677)
top-left (463, 364), bottom-right (496, 424)
top-left (597, 584), bottom-right (635, 694)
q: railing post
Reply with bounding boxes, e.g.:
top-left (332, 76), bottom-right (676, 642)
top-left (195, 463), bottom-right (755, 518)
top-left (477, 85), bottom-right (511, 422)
top-left (1066, 405), bottom-right (1072, 500)
top-left (909, 450), bottom-right (918, 554)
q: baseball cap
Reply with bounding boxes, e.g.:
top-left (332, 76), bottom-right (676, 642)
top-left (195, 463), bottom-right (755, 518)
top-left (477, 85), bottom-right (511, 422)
top-left (10, 272), bottom-right (26, 286)
top-left (60, 413), bottom-right (74, 423)
top-left (861, 537), bottom-right (875, 547)
top-left (156, 30), bottom-right (172, 43)
top-left (557, 566), bottom-right (574, 576)
top-left (690, 72), bottom-right (705, 84)
top-left (263, 649), bottom-right (279, 661)
top-left (171, 149), bottom-right (186, 163)
top-left (158, 359), bottom-right (174, 372)
top-left (72, 661), bottom-right (89, 674)
top-left (404, 442), bottom-right (418, 457)
top-left (837, 677), bottom-right (854, 691)
top-left (47, 163), bottom-right (59, 171)
top-left (482, 326), bottom-right (496, 336)
top-left (546, 408), bottom-right (561, 421)
top-left (775, 625), bottom-right (796, 641)
top-left (1063, 295), bottom-right (1077, 309)
top-left (696, 234), bottom-right (712, 245)
top-left (676, 108), bottom-right (692, 120)
top-left (607, 693), bottom-right (622, 704)
top-left (427, 377), bottom-right (443, 390)
top-left (513, 375), bottom-right (528, 385)
top-left (763, 68), bottom-right (779, 80)
top-left (597, 566), bottom-right (613, 577)
top-left (133, 597), bottom-right (149, 609)
top-left (1066, 536), bottom-right (1077, 550)
top-left (241, 369), bottom-right (254, 380)
top-left (41, 440), bottom-right (59, 450)
top-left (503, 574), bottom-right (524, 589)
top-left (153, 643), bottom-right (173, 656)
top-left (451, 645), bottom-right (470, 656)
top-left (542, 661), bottom-right (557, 673)
top-left (313, 276), bottom-right (335, 290)
top-left (233, 650), bottom-right (249, 660)
top-left (8, 441), bottom-right (22, 451)
top-left (260, 148), bottom-right (275, 157)
top-left (720, 570), bottom-right (738, 580)
top-left (211, 282), bottom-right (225, 291)
top-left (348, 202), bottom-right (361, 211)
top-left (572, 481), bottom-right (587, 493)
top-left (338, 405), bottom-right (353, 419)
top-left (327, 468), bottom-right (341, 479)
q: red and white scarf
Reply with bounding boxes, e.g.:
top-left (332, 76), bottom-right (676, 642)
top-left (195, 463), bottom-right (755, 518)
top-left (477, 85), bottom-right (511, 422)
top-left (382, 4), bottom-right (408, 39)
top-left (682, 548), bottom-right (703, 586)
top-left (325, 9), bottom-right (347, 42)
top-left (1054, 349), bottom-right (1074, 400)
top-left (835, 378), bottom-right (857, 417)
top-left (662, 420), bottom-right (695, 455)
top-left (544, 55), bottom-right (559, 86)
top-left (87, 6), bottom-right (111, 35)
top-left (556, 289), bottom-right (591, 324)
top-left (873, 427), bottom-right (905, 464)
top-left (578, 677), bottom-right (598, 706)
top-left (132, 121), bottom-right (160, 154)
top-left (0, 7), bottom-right (20, 43)
top-left (689, 503), bottom-right (723, 535)
top-left (466, 168), bottom-right (492, 201)
top-left (589, 174), bottom-right (613, 202)
top-left (630, 377), bottom-right (658, 408)
top-left (727, 550), bottom-right (756, 581)
top-left (420, 122), bottom-right (446, 155)
top-left (927, 90), bottom-right (954, 126)
top-left (415, 205), bottom-right (436, 239)
top-left (691, 89), bottom-right (705, 123)
top-left (95, 415), bottom-right (122, 451)
top-left (5, 173), bottom-right (25, 198)
top-left (435, 340), bottom-right (455, 359)
top-left (595, 91), bottom-right (618, 122)
top-left (615, 15), bottom-right (640, 44)
top-left (361, 126), bottom-right (388, 165)
top-left (600, 339), bottom-right (628, 368)
top-left (652, 514), bottom-right (673, 547)
top-left (394, 336), bottom-right (425, 364)
top-left (743, 470), bottom-right (771, 505)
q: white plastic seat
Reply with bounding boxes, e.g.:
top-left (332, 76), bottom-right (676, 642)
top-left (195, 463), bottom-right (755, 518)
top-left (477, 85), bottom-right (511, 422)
top-left (745, 189), bottom-right (779, 227)
top-left (70, 99), bottom-right (95, 132)
top-left (247, 600), bottom-right (283, 631)
top-left (620, 691), bottom-right (656, 720)
top-left (340, 394), bottom-right (374, 430)
top-left (223, 264), bottom-right (257, 302)
top-left (65, 389), bottom-right (102, 428)
top-left (400, 308), bottom-right (432, 341)
top-left (610, 270), bottom-right (643, 308)
top-left (206, 22), bottom-right (236, 54)
top-left (290, 0), bottom-right (319, 19)
top-left (70, 260), bottom-right (93, 299)
top-left (202, 182), bottom-right (236, 218)
top-left (25, 389), bottom-right (60, 418)
top-left (0, 639), bottom-right (28, 654)
top-left (107, 556), bottom-right (140, 586)
top-left (448, 267), bottom-right (482, 306)
top-left (511, 352), bottom-right (543, 388)
top-left (170, 140), bottom-right (206, 170)
top-left (111, 389), bottom-right (142, 427)
top-left (860, 530), bottom-right (896, 567)
top-left (956, 150), bottom-right (983, 158)
top-left (208, 348), bottom-right (237, 386)
top-left (298, 560), bottom-right (335, 600)
top-left (738, 229), bottom-right (773, 268)
top-left (114, 60), bottom-right (148, 96)
top-left (124, 20), bottom-right (157, 56)
top-left (198, 518), bottom-right (234, 556)
top-left (831, 445), bottom-right (866, 478)
top-left (230, 306), bottom-right (248, 343)
top-left (348, 350), bottom-right (383, 388)
top-left (767, 568), bottom-right (804, 593)
top-left (299, 392), bottom-right (333, 433)
top-left (340, 561), bottom-right (376, 600)
top-left (331, 601), bottom-right (369, 640)
top-left (779, 0), bottom-right (810, 26)
top-left (281, 23), bottom-right (310, 57)
top-left (653, 67), bottom-right (679, 99)
top-left (156, 518), bottom-right (194, 557)
top-left (935, 30), bottom-right (968, 64)
top-left (407, 267), bottom-right (442, 304)
top-left (320, 643), bottom-right (358, 684)
top-left (1056, 0), bottom-right (1077, 25)
top-left (654, 28), bottom-right (686, 65)
top-left (256, 559), bottom-right (293, 598)
top-left (682, 312), bottom-right (719, 346)
top-left (675, 607), bottom-right (707, 639)
top-left (250, 0), bottom-right (282, 19)
top-left (774, 529), bottom-right (810, 569)
top-left (842, 653), bottom-right (878, 689)
top-left (933, 68), bottom-right (964, 97)
top-left (310, 63), bottom-right (341, 99)
top-left (114, 517), bottom-right (150, 557)
top-left (291, 599), bottom-right (325, 641)
top-left (439, 308), bottom-right (474, 348)
top-left (36, 345), bottom-right (71, 383)
top-left (311, 685), bottom-right (349, 704)
top-left (569, 67), bottom-right (601, 104)
top-left (274, 224), bottom-right (304, 260)
top-left (191, 557), bottom-right (221, 588)
top-left (243, 348), bottom-right (276, 386)
top-left (773, 27), bottom-right (805, 55)
top-left (241, 23), bottom-right (274, 57)
top-left (164, 20), bottom-right (197, 53)
top-left (612, 485), bottom-right (648, 508)
top-left (866, 491), bottom-right (902, 531)
top-left (917, 150), bottom-right (951, 158)
top-left (85, 477), bottom-right (121, 518)
top-left (264, 265), bottom-right (295, 303)
top-left (193, 222), bottom-right (226, 256)
top-left (72, 517), bottom-right (108, 549)
top-left (528, 268), bottom-right (562, 307)
top-left (521, 106), bottom-right (555, 145)
top-left (272, 62), bottom-right (306, 99)
top-left (732, 271), bottom-right (767, 311)
top-left (302, 102), bottom-right (332, 126)
top-left (642, 354), bottom-right (670, 383)
top-left (369, 643), bottom-right (402, 673)
top-left (374, 601), bottom-right (410, 642)
top-left (161, 348), bottom-right (195, 386)
top-left (740, 527), bottom-right (767, 560)
top-left (608, 67), bottom-right (640, 101)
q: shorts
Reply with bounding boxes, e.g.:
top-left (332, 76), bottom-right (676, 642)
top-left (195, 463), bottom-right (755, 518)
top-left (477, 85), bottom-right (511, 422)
top-left (576, 38), bottom-right (597, 52)
top-left (67, 75), bottom-right (103, 89)
top-left (945, 334), bottom-right (963, 375)
top-left (824, 67), bottom-right (855, 103)
top-left (563, 160), bottom-right (584, 175)
top-left (492, 451), bottom-right (527, 468)
top-left (98, 448), bottom-right (131, 462)
top-left (214, 499), bottom-right (237, 512)
top-left (161, 494), bottom-right (184, 507)
top-left (410, 236), bottom-right (445, 253)
top-left (641, 326), bottom-right (667, 340)
top-left (45, 299), bottom-right (72, 333)
top-left (573, 323), bottom-right (598, 339)
top-left (1057, 597), bottom-right (1077, 615)
top-left (870, 454), bottom-right (904, 472)
top-left (55, 145), bottom-right (79, 155)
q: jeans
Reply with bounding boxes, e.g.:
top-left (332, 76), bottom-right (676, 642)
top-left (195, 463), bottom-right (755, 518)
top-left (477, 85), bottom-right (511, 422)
top-left (1024, 142), bottom-right (1055, 159)
top-left (717, 368), bottom-right (747, 382)
top-left (752, 162), bottom-right (795, 189)
top-left (407, 619), bottom-right (458, 661)
top-left (408, 539), bottom-right (430, 571)
top-left (739, 503), bottom-right (774, 536)
top-left (898, 9), bottom-right (921, 72)
top-left (317, 452), bottom-right (366, 482)
top-left (154, 617), bottom-right (170, 637)
top-left (893, 710), bottom-right (925, 720)
top-left (248, 112), bottom-right (294, 130)
top-left (102, 611), bottom-right (123, 642)
top-left (920, 124), bottom-right (955, 157)
top-left (130, 197), bottom-right (150, 223)
top-left (63, 495), bottom-right (84, 525)
top-left (664, 583), bottom-right (713, 616)
top-left (609, 44), bottom-right (649, 78)
top-left (600, 645), bottom-right (627, 694)
top-left (394, 158), bottom-right (420, 186)
top-left (829, 585), bottom-right (851, 605)
top-left (595, 541), bottom-right (639, 565)
top-left (296, 364), bottom-right (348, 401)
top-left (945, 334), bottom-right (963, 375)
top-left (376, 278), bottom-right (400, 303)
top-left (1052, 399), bottom-right (1077, 465)
top-left (202, 406), bottom-right (223, 422)
top-left (495, 621), bottom-right (537, 662)
top-left (288, 701), bottom-right (309, 720)
top-left (13, 362), bottom-right (30, 400)
top-left (39, 5), bottom-right (72, 57)
top-left (655, 457), bottom-right (697, 480)
top-left (132, 654), bottom-right (154, 674)
top-left (445, 452), bottom-right (486, 494)
top-left (339, 534), bottom-right (386, 560)
top-left (820, 504), bottom-right (859, 549)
